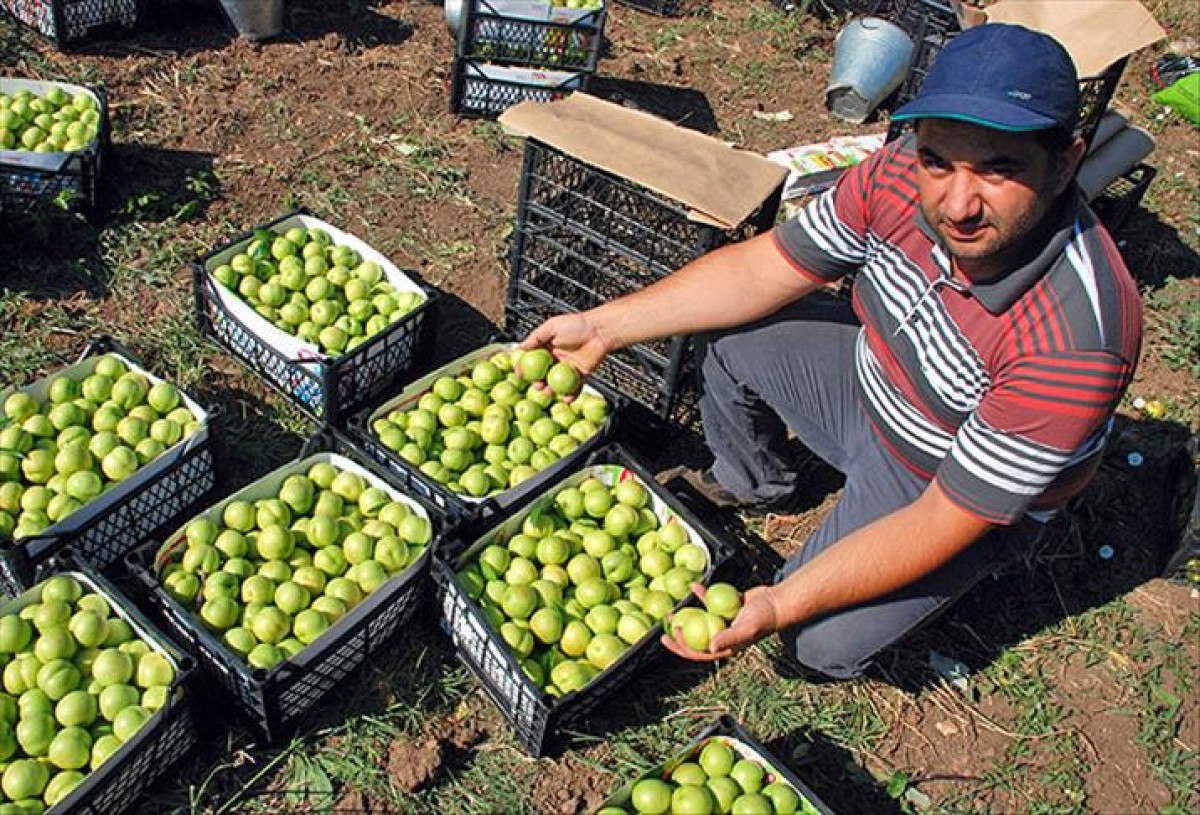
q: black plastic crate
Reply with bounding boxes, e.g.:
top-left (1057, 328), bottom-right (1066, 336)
top-left (193, 210), bottom-right (437, 426)
top-left (457, 0), bottom-right (605, 73)
top-left (597, 714), bottom-right (837, 814)
top-left (1, 0), bottom-right (140, 46)
top-left (512, 140), bottom-right (782, 274)
top-left (125, 429), bottom-right (440, 743)
top-left (1091, 162), bottom-right (1156, 234)
top-left (505, 139), bottom-right (780, 424)
top-left (614, 0), bottom-right (683, 16)
top-left (345, 341), bottom-right (624, 530)
top-left (449, 56), bottom-right (588, 118)
top-left (882, 0), bottom-right (958, 143)
top-left (13, 549), bottom-right (201, 815)
top-left (506, 282), bottom-right (699, 427)
top-left (0, 336), bottom-right (217, 597)
top-left (431, 442), bottom-right (737, 757)
top-left (1076, 58), bottom-right (1130, 149)
top-left (0, 78), bottom-right (109, 213)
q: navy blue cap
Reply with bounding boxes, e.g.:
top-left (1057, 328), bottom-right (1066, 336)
top-left (893, 24), bottom-right (1079, 132)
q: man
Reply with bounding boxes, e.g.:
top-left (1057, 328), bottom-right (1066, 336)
top-left (520, 24), bottom-right (1142, 679)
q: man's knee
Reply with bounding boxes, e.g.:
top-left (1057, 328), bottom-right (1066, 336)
top-left (695, 326), bottom-right (749, 383)
top-left (778, 620), bottom-right (877, 681)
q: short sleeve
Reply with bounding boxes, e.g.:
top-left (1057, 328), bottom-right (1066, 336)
top-left (935, 349), bottom-right (1135, 524)
top-left (772, 149), bottom-right (878, 283)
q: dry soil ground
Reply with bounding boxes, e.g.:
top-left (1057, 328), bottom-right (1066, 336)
top-left (1, 0), bottom-right (1197, 813)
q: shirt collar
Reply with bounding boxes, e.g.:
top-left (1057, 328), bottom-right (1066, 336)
top-left (913, 186), bottom-right (1083, 314)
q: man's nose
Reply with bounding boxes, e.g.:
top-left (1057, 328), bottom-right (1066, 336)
top-left (941, 171), bottom-right (983, 222)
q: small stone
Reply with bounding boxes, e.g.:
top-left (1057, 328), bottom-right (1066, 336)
top-left (934, 720), bottom-right (958, 737)
top-left (905, 788), bottom-right (932, 810)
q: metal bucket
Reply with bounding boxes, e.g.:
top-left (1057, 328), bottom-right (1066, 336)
top-left (444, 0), bottom-right (464, 36)
top-left (826, 17), bottom-right (914, 124)
top-left (219, 0), bottom-right (285, 40)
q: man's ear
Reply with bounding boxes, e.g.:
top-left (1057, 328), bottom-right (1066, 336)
top-left (1054, 136), bottom-right (1088, 194)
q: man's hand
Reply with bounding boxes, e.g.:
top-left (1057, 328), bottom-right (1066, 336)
top-left (519, 312), bottom-right (611, 376)
top-left (661, 584), bottom-right (780, 662)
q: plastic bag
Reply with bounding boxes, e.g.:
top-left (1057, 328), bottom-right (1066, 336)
top-left (1153, 72), bottom-right (1200, 126)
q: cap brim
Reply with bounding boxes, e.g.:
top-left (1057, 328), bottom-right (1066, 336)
top-left (892, 92), bottom-right (1059, 132)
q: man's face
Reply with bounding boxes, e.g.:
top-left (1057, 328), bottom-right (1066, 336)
top-left (914, 119), bottom-right (1079, 277)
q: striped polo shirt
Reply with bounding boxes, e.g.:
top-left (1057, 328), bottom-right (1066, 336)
top-left (773, 136), bottom-right (1142, 525)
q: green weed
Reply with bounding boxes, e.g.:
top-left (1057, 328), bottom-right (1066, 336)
top-left (1147, 277), bottom-right (1200, 379)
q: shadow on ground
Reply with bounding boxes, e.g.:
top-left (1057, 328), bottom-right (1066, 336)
top-left (0, 146), bottom-right (217, 299)
top-left (878, 414), bottom-right (1196, 692)
top-left (426, 290), bottom-right (504, 367)
top-left (101, 145), bottom-right (220, 226)
top-left (0, 208), bottom-right (111, 298)
top-left (589, 76), bottom-right (720, 134)
top-left (194, 382), bottom-right (311, 489)
top-left (65, 0), bottom-right (413, 55)
top-left (770, 727), bottom-right (905, 815)
top-left (1110, 205), bottom-right (1200, 289)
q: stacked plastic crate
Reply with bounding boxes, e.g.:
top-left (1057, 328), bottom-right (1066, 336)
top-left (449, 0), bottom-right (607, 118)
top-left (499, 95), bottom-right (786, 429)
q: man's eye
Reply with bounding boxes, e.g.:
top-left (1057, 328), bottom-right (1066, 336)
top-left (983, 164), bottom-right (1018, 179)
top-left (920, 153), bottom-right (949, 171)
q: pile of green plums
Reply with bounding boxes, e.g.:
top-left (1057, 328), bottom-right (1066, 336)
top-left (598, 736), bottom-right (821, 815)
top-left (455, 472), bottom-right (710, 696)
top-left (0, 575), bottom-right (175, 811)
top-left (210, 226), bottom-right (425, 356)
top-left (157, 460), bottom-right (432, 671)
top-left (372, 347), bottom-right (607, 499)
top-left (1, 355), bottom-right (201, 542)
top-left (0, 87), bottom-right (100, 153)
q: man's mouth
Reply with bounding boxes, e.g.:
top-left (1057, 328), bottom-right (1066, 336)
top-left (940, 220), bottom-right (989, 242)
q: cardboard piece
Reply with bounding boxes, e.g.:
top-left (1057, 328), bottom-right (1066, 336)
top-left (499, 93), bottom-right (787, 230)
top-left (980, 0), bottom-right (1166, 78)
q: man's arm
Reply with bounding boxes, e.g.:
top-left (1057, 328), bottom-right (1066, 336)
top-left (664, 480), bottom-right (993, 661)
top-left (520, 230), bottom-right (825, 374)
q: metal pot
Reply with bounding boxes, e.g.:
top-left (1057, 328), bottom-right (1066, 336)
top-left (444, 0), bottom-right (464, 38)
top-left (219, 0), bottom-right (286, 40)
top-left (826, 17), bottom-right (914, 124)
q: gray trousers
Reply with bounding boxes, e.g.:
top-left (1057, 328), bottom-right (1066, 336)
top-left (697, 295), bottom-right (1042, 679)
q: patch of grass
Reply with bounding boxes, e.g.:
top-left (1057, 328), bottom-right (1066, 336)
top-left (725, 59), bottom-right (778, 95)
top-left (426, 746), bottom-right (540, 815)
top-left (0, 295), bottom-right (70, 383)
top-left (1129, 612), bottom-right (1199, 810)
top-left (400, 139), bottom-right (470, 200)
top-left (650, 23), bottom-right (688, 51)
top-left (470, 120), bottom-right (517, 155)
top-left (1146, 276), bottom-right (1200, 379)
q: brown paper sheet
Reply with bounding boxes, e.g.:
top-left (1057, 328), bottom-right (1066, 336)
top-left (499, 93), bottom-right (787, 230)
top-left (981, 0), bottom-right (1166, 78)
